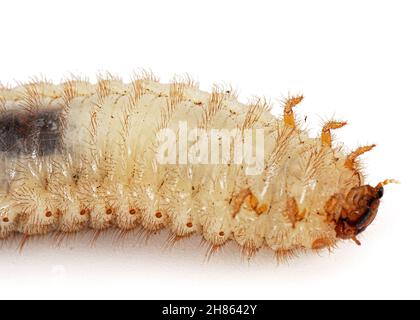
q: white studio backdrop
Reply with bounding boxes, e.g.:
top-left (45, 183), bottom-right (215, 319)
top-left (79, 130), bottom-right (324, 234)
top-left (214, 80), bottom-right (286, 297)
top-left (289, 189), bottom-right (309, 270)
top-left (0, 0), bottom-right (418, 299)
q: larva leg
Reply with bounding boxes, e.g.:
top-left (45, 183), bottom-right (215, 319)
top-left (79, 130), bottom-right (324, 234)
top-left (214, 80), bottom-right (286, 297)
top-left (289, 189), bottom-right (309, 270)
top-left (321, 121), bottom-right (347, 147)
top-left (247, 194), bottom-right (268, 216)
top-left (231, 188), bottom-right (252, 218)
top-left (231, 195), bottom-right (268, 257)
top-left (284, 197), bottom-right (305, 228)
top-left (345, 144), bottom-right (376, 170)
top-left (283, 95), bottom-right (304, 128)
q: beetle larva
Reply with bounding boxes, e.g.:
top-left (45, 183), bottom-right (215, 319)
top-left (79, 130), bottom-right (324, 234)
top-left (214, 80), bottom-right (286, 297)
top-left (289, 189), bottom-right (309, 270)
top-left (0, 73), bottom-right (395, 259)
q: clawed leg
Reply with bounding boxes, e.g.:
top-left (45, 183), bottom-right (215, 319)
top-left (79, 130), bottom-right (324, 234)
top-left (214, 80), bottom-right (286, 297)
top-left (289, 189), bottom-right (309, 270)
top-left (232, 188), bottom-right (268, 217)
top-left (321, 121), bottom-right (347, 147)
top-left (283, 95), bottom-right (304, 128)
top-left (345, 144), bottom-right (376, 170)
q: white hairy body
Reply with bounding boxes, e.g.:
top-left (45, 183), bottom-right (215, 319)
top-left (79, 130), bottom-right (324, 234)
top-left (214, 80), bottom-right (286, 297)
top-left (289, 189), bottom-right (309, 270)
top-left (0, 75), bottom-right (361, 256)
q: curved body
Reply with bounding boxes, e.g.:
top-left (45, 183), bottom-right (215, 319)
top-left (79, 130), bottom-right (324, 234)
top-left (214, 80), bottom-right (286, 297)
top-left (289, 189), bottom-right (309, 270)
top-left (0, 75), bottom-right (386, 257)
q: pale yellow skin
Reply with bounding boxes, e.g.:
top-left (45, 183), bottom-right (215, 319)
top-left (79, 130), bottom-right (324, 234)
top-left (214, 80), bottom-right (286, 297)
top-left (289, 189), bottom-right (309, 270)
top-left (0, 75), bottom-right (362, 256)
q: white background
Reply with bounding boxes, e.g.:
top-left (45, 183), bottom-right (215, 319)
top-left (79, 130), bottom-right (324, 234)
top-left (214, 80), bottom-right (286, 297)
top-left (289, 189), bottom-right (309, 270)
top-left (0, 0), bottom-right (418, 300)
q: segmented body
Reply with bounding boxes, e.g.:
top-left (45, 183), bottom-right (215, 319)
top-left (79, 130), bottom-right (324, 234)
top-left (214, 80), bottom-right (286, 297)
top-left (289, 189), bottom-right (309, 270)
top-left (0, 74), bottom-right (380, 258)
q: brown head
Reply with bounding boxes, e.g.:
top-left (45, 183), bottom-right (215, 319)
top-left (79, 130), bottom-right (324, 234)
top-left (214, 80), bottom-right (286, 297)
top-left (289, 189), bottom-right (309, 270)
top-left (325, 180), bottom-right (396, 245)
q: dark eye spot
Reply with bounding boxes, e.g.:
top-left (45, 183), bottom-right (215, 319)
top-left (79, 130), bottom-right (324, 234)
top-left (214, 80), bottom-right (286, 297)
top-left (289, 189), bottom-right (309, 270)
top-left (376, 187), bottom-right (384, 199)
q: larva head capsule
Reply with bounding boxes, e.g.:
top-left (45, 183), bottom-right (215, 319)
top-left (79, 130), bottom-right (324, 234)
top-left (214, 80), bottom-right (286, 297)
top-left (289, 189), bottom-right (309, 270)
top-left (325, 180), bottom-right (397, 245)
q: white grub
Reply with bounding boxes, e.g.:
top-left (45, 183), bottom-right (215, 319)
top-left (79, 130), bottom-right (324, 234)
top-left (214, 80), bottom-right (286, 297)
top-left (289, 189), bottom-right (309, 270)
top-left (0, 74), bottom-right (381, 258)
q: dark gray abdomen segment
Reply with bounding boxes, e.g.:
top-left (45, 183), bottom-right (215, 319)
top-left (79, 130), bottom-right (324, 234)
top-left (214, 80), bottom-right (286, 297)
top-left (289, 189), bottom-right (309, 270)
top-left (0, 109), bottom-right (62, 156)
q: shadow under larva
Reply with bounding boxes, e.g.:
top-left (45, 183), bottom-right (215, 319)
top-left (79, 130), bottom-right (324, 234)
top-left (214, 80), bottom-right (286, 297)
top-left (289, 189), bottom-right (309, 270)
top-left (0, 73), bottom-right (396, 260)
